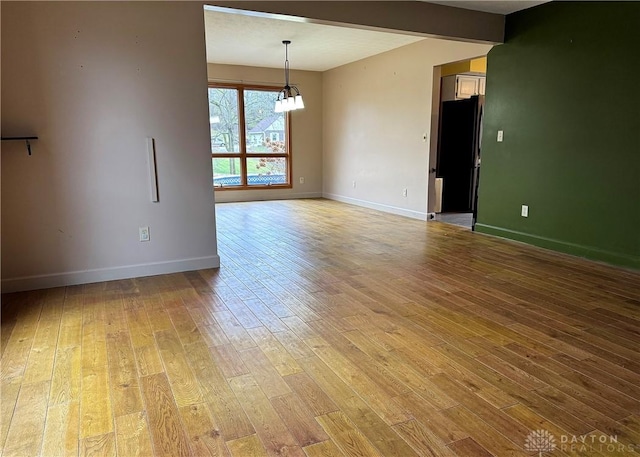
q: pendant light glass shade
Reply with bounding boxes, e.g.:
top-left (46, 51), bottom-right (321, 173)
top-left (274, 40), bottom-right (304, 113)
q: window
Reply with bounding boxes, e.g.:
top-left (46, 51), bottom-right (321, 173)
top-left (208, 84), bottom-right (291, 189)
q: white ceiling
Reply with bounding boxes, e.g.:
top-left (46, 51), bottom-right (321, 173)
top-left (204, 1), bottom-right (549, 72)
top-left (204, 8), bottom-right (426, 72)
top-left (426, 1), bottom-right (549, 15)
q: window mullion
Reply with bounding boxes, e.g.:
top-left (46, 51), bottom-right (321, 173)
top-left (286, 112), bottom-right (292, 186)
top-left (238, 87), bottom-right (248, 187)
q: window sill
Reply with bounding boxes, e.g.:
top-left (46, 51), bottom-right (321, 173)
top-left (213, 184), bottom-right (293, 191)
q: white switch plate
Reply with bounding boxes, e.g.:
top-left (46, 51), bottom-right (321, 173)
top-left (352, 180), bottom-right (357, 188)
top-left (403, 188), bottom-right (408, 197)
top-left (521, 205), bottom-right (528, 217)
top-left (139, 226), bottom-right (150, 242)
top-left (299, 177), bottom-right (305, 184)
top-left (497, 130), bottom-right (504, 142)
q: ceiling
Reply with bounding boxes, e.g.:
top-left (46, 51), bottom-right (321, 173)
top-left (204, 9), bottom-right (425, 72)
top-left (426, 1), bottom-right (549, 15)
top-left (204, 1), bottom-right (549, 72)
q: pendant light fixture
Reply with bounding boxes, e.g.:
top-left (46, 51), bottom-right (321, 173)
top-left (274, 40), bottom-right (304, 113)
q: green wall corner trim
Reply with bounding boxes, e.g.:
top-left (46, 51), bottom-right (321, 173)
top-left (474, 224), bottom-right (640, 271)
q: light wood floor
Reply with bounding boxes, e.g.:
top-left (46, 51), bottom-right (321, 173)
top-left (2, 199), bottom-right (639, 457)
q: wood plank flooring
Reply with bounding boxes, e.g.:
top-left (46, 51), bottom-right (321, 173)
top-left (2, 198), bottom-right (639, 456)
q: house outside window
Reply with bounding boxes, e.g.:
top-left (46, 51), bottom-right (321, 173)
top-left (208, 84), bottom-right (291, 189)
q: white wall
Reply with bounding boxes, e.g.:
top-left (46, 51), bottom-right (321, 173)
top-left (207, 63), bottom-right (323, 203)
top-left (1, 2), bottom-right (219, 292)
top-left (322, 38), bottom-right (491, 220)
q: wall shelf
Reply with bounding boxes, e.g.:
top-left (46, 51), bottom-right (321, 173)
top-left (1, 136), bottom-right (38, 155)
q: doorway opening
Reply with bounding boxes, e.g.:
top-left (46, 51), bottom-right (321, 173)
top-left (428, 57), bottom-right (486, 229)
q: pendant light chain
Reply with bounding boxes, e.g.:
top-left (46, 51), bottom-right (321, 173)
top-left (284, 41), bottom-right (290, 87)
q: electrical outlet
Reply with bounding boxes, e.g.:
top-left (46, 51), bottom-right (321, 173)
top-left (139, 226), bottom-right (150, 242)
top-left (521, 205), bottom-right (529, 218)
top-left (299, 177), bottom-right (305, 184)
top-left (497, 130), bottom-right (504, 142)
top-left (403, 188), bottom-right (408, 197)
top-left (352, 180), bottom-right (357, 188)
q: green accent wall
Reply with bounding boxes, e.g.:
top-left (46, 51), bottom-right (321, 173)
top-left (476, 1), bottom-right (640, 270)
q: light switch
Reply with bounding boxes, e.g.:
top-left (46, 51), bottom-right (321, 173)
top-left (497, 130), bottom-right (504, 142)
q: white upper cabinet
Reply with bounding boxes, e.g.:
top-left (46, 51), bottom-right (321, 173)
top-left (478, 77), bottom-right (486, 96)
top-left (456, 75), bottom-right (486, 99)
top-left (441, 74), bottom-right (486, 101)
top-left (456, 75), bottom-right (479, 99)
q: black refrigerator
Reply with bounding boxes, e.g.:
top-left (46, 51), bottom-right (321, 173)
top-left (436, 95), bottom-right (484, 224)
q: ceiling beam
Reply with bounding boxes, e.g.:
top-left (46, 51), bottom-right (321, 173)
top-left (206, 1), bottom-right (505, 44)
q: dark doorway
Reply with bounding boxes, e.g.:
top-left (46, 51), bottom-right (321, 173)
top-left (436, 96), bottom-right (483, 216)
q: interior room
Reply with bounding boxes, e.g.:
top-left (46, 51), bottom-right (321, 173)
top-left (1, 1), bottom-right (639, 456)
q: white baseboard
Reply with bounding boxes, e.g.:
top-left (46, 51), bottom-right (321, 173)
top-left (215, 191), bottom-right (322, 204)
top-left (1, 255), bottom-right (221, 293)
top-left (323, 193), bottom-right (428, 221)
